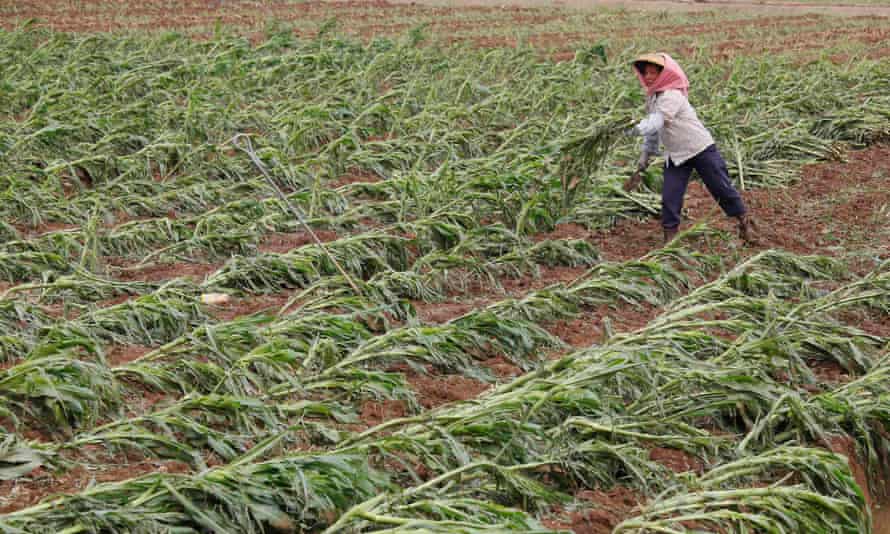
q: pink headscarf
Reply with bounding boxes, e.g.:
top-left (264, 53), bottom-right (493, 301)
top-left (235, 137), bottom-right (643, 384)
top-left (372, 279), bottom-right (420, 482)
top-left (634, 53), bottom-right (689, 97)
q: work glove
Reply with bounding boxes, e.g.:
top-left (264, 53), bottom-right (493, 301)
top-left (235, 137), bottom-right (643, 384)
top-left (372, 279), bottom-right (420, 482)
top-left (623, 170), bottom-right (642, 192)
top-left (624, 126), bottom-right (641, 138)
top-left (637, 151), bottom-right (652, 172)
top-left (624, 152), bottom-right (652, 192)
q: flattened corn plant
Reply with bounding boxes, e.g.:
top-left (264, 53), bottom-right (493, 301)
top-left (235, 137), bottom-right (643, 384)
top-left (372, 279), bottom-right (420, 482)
top-left (0, 231), bottom-right (713, 493)
top-left (3, 248), bottom-right (887, 532)
top-left (0, 207), bottom-right (607, 436)
top-left (0, 25), bottom-right (887, 255)
top-left (1, 21), bottom-right (889, 534)
top-left (323, 254), bottom-right (888, 532)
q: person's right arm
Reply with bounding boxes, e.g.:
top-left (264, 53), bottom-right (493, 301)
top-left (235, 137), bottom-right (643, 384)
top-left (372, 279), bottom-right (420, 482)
top-left (634, 112), bottom-right (663, 170)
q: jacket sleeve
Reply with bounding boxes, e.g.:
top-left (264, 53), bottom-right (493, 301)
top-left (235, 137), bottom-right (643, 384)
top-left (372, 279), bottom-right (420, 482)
top-left (654, 90), bottom-right (685, 121)
top-left (635, 111), bottom-right (664, 137)
top-left (635, 111), bottom-right (662, 158)
top-left (642, 130), bottom-right (660, 156)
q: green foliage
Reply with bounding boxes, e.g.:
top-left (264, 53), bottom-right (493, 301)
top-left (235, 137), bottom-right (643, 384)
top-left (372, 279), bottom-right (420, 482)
top-left (0, 25), bottom-right (888, 534)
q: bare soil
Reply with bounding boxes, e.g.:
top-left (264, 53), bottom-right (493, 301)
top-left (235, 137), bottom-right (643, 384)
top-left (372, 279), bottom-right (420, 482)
top-left (12, 221), bottom-right (79, 238)
top-left (828, 435), bottom-right (875, 506)
top-left (649, 446), bottom-right (707, 474)
top-left (207, 293), bottom-right (292, 322)
top-left (257, 230), bottom-right (338, 254)
top-left (877, 503), bottom-right (890, 534)
top-left (398, 0), bottom-right (890, 16)
top-left (329, 169), bottom-right (385, 188)
top-left (604, 143), bottom-right (890, 270)
top-left (107, 259), bottom-right (222, 283)
top-left (546, 303), bottom-right (661, 348)
top-left (105, 344), bottom-right (152, 366)
top-left (359, 399), bottom-right (410, 428)
top-left (406, 371), bottom-right (492, 409)
top-left (4, 0), bottom-right (889, 62)
top-left (837, 308), bottom-right (890, 339)
top-left (543, 486), bottom-right (645, 534)
top-left (502, 265), bottom-right (591, 292)
top-left (481, 355), bottom-right (525, 378)
top-left (0, 460), bottom-right (190, 514)
top-left (413, 298), bottom-right (495, 323)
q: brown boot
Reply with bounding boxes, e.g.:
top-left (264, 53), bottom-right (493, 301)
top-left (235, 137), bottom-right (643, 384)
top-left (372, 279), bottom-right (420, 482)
top-left (663, 226), bottom-right (678, 245)
top-left (736, 213), bottom-right (758, 245)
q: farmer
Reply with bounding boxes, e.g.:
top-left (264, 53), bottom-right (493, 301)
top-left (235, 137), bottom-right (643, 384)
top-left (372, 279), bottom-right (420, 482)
top-left (624, 53), bottom-right (755, 245)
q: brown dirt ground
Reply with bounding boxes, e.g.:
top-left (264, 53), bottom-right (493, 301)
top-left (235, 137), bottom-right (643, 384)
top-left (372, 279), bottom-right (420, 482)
top-left (649, 446), bottom-right (706, 474)
top-left (809, 359), bottom-right (854, 384)
top-left (207, 293), bottom-right (292, 322)
top-left (105, 344), bottom-right (152, 366)
top-left (257, 230), bottom-right (338, 254)
top-left (837, 308), bottom-right (890, 339)
top-left (412, 298), bottom-right (495, 323)
top-left (602, 143), bottom-right (890, 270)
top-left (712, 26), bottom-right (890, 60)
top-left (486, 12), bottom-right (832, 50)
top-left (359, 398), bottom-right (410, 428)
top-left (410, 264), bottom-right (588, 324)
top-left (828, 435), bottom-right (875, 507)
top-left (406, 370), bottom-right (492, 409)
top-left (0, 460), bottom-right (190, 514)
top-left (5, 0), bottom-right (890, 61)
top-left (107, 259), bottom-right (223, 283)
top-left (12, 221), bottom-right (79, 238)
top-left (481, 355), bottom-right (524, 378)
top-left (547, 303), bottom-right (662, 347)
top-left (543, 486), bottom-right (645, 534)
top-left (329, 169), bottom-right (385, 189)
top-left (844, 426), bottom-right (890, 530)
top-left (503, 265), bottom-right (591, 293)
top-left (399, 0), bottom-right (890, 17)
top-left (94, 293), bottom-right (139, 309)
top-left (119, 385), bottom-right (172, 417)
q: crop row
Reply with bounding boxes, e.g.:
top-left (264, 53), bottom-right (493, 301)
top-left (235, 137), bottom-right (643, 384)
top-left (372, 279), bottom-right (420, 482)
top-left (0, 225), bottom-right (715, 438)
top-left (2, 29), bottom-right (888, 225)
top-left (2, 245), bottom-right (887, 531)
top-left (1, 25), bottom-right (889, 532)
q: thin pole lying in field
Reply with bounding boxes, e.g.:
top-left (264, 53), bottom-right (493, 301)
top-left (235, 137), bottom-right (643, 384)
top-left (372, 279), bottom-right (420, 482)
top-left (229, 133), bottom-right (363, 297)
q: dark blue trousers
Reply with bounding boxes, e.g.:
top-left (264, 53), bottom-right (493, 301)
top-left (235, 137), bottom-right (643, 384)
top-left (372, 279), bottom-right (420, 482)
top-left (662, 144), bottom-right (746, 229)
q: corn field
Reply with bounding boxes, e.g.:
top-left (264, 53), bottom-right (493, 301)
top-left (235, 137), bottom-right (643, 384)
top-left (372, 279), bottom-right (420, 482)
top-left (0, 19), bottom-right (889, 533)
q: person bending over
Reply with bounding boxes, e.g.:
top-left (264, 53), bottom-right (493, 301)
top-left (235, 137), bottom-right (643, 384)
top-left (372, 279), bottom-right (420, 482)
top-left (625, 53), bottom-right (755, 245)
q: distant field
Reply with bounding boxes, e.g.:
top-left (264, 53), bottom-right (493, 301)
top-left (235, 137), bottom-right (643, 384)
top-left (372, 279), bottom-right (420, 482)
top-left (1, 0), bottom-right (889, 62)
top-left (763, 0), bottom-right (890, 4)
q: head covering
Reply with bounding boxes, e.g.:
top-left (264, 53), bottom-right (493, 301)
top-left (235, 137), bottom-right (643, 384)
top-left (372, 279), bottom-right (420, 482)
top-left (632, 53), bottom-right (689, 97)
